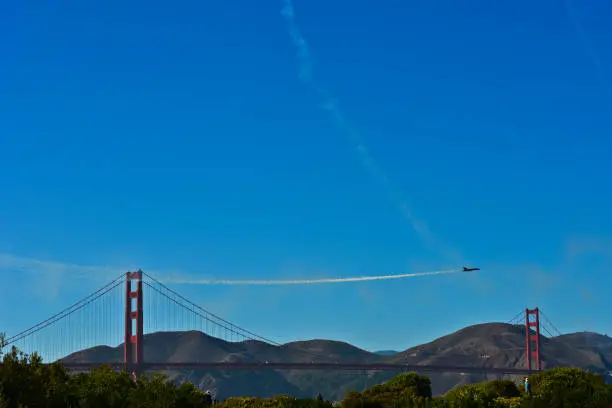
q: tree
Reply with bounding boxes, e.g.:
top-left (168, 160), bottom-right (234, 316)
top-left (520, 367), bottom-right (612, 408)
top-left (173, 381), bottom-right (208, 408)
top-left (70, 365), bottom-right (134, 408)
top-left (341, 372), bottom-right (432, 408)
top-left (0, 346), bottom-right (50, 407)
top-left (444, 379), bottom-right (521, 407)
top-left (4, 339), bottom-right (612, 408)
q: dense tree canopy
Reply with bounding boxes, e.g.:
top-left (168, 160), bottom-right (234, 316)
top-left (1, 337), bottom-right (612, 407)
top-left (0, 335), bottom-right (209, 408)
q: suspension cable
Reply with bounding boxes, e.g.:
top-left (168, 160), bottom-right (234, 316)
top-left (143, 282), bottom-right (262, 341)
top-left (5, 280), bottom-right (123, 346)
top-left (142, 271), bottom-right (280, 345)
top-left (3, 273), bottom-right (126, 346)
top-left (539, 309), bottom-right (562, 337)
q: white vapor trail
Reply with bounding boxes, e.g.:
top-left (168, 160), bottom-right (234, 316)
top-left (0, 253), bottom-right (120, 278)
top-left (280, 0), bottom-right (461, 263)
top-left (159, 268), bottom-right (460, 285)
top-left (563, 0), bottom-right (610, 89)
top-left (0, 253), bottom-right (130, 300)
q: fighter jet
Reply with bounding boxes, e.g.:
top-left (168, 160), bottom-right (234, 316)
top-left (462, 266), bottom-right (480, 272)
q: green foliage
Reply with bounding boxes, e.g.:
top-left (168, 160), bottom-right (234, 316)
top-left (341, 372), bottom-right (432, 408)
top-left (518, 367), bottom-right (612, 408)
top-left (222, 395), bottom-right (333, 408)
top-left (443, 380), bottom-right (520, 407)
top-left (0, 347), bottom-right (210, 408)
top-left (0, 345), bottom-right (71, 407)
top-left (492, 397), bottom-right (521, 408)
top-left (1, 344), bottom-right (612, 408)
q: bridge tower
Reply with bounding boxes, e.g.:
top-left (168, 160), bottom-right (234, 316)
top-left (525, 308), bottom-right (541, 372)
top-left (124, 270), bottom-right (144, 375)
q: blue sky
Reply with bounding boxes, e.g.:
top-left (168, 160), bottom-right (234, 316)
top-left (1, 0), bottom-right (611, 356)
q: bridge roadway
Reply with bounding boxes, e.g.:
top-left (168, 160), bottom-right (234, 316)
top-left (42, 362), bottom-right (537, 375)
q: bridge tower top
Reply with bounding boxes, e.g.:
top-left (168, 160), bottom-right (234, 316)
top-left (525, 308), bottom-right (541, 372)
top-left (125, 270), bottom-right (144, 374)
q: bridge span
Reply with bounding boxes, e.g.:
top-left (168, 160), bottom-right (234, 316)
top-left (11, 362), bottom-right (537, 375)
top-left (2, 270), bottom-right (557, 375)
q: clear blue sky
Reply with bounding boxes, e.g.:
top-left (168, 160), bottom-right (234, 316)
top-left (1, 0), bottom-right (611, 355)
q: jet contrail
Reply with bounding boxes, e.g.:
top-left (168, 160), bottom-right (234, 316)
top-left (159, 268), bottom-right (461, 285)
top-left (563, 0), bottom-right (610, 89)
top-left (280, 0), bottom-right (462, 263)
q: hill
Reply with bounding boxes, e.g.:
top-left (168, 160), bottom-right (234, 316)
top-left (60, 323), bottom-right (612, 400)
top-left (555, 332), bottom-right (612, 357)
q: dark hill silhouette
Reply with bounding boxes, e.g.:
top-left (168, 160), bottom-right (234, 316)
top-left (60, 323), bottom-right (612, 399)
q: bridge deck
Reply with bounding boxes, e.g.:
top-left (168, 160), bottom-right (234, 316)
top-left (10, 362), bottom-right (538, 375)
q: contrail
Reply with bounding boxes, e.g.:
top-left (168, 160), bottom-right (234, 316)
top-left (280, 0), bottom-right (461, 263)
top-left (159, 268), bottom-right (461, 285)
top-left (563, 0), bottom-right (610, 89)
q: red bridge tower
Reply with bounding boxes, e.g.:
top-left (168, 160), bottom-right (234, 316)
top-left (124, 270), bottom-right (144, 375)
top-left (525, 308), bottom-right (541, 371)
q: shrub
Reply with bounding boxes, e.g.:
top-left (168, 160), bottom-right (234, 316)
top-left (341, 373), bottom-right (432, 408)
top-left (443, 380), bottom-right (520, 407)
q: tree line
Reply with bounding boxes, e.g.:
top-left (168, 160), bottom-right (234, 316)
top-left (2, 338), bottom-right (612, 407)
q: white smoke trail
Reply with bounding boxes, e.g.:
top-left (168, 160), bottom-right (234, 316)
top-left (0, 253), bottom-right (133, 300)
top-left (280, 0), bottom-right (461, 263)
top-left (159, 268), bottom-right (461, 285)
top-left (563, 0), bottom-right (610, 89)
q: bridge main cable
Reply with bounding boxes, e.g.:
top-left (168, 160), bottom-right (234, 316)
top-left (2, 273), bottom-right (126, 347)
top-left (16, 361), bottom-right (542, 376)
top-left (142, 271), bottom-right (281, 345)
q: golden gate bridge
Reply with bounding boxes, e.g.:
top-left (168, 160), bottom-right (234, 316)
top-left (1, 270), bottom-right (560, 376)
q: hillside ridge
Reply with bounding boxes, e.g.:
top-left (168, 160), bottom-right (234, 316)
top-left (61, 322), bottom-right (611, 399)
